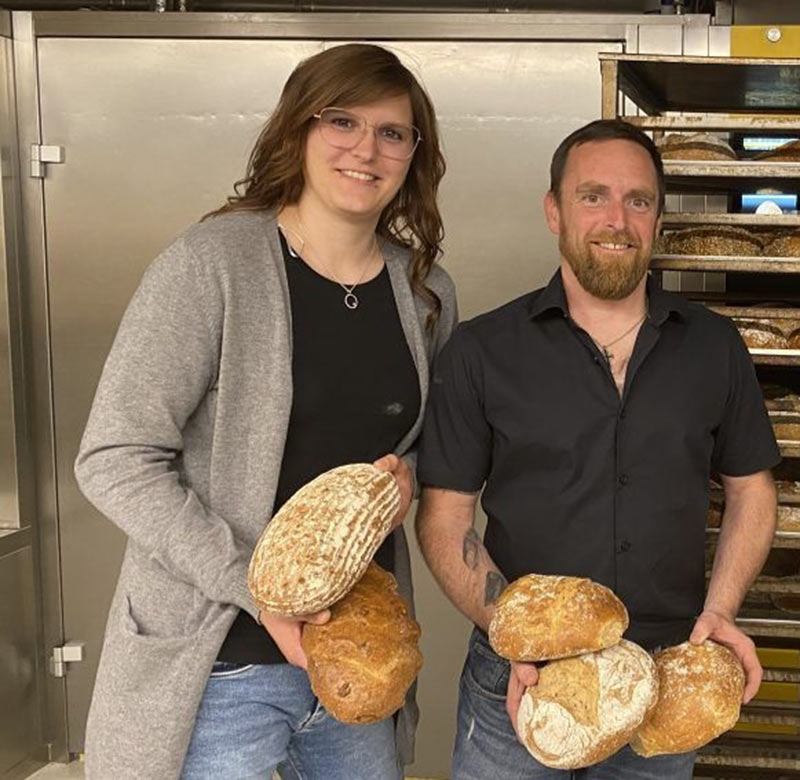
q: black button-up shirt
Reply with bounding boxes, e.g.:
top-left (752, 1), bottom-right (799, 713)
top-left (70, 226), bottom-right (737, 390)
top-left (418, 270), bottom-right (780, 650)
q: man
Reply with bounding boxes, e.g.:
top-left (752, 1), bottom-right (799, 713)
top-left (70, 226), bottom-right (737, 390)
top-left (416, 120), bottom-right (778, 780)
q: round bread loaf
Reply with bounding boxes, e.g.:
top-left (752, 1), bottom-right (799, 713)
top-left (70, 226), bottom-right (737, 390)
top-left (301, 562), bottom-right (422, 724)
top-left (488, 574), bottom-right (628, 662)
top-left (657, 133), bottom-right (737, 161)
top-left (755, 139), bottom-right (800, 162)
top-left (763, 231), bottom-right (800, 258)
top-left (517, 640), bottom-right (658, 769)
top-left (778, 504), bottom-right (800, 532)
top-left (735, 319), bottom-right (787, 350)
top-left (248, 463), bottom-right (400, 616)
top-left (773, 421), bottom-right (800, 441)
top-left (630, 640), bottom-right (744, 758)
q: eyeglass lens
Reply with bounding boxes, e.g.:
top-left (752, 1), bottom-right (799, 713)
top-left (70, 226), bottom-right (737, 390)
top-left (317, 108), bottom-right (419, 160)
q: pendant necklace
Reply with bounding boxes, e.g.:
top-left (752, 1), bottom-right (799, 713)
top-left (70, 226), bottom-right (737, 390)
top-left (591, 309), bottom-right (648, 363)
top-left (277, 216), bottom-right (379, 311)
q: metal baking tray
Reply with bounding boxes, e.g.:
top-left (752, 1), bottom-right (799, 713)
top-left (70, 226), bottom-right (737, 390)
top-left (652, 255), bottom-right (800, 274)
top-left (661, 213), bottom-right (800, 229)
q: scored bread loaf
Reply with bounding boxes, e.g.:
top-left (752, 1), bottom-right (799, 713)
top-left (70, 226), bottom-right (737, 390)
top-left (661, 226), bottom-right (762, 257)
top-left (763, 231), bottom-right (800, 258)
top-left (248, 463), bottom-right (400, 616)
top-left (657, 133), bottom-right (737, 161)
top-left (735, 319), bottom-right (787, 350)
top-left (301, 562), bottom-right (422, 724)
top-left (488, 574), bottom-right (628, 662)
top-left (630, 640), bottom-right (744, 757)
top-left (517, 640), bottom-right (658, 769)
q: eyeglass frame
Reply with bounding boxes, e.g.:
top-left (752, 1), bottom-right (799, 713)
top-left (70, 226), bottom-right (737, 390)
top-left (311, 106), bottom-right (423, 161)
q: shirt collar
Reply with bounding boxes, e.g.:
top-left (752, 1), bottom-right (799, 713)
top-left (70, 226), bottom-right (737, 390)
top-left (526, 267), bottom-right (683, 326)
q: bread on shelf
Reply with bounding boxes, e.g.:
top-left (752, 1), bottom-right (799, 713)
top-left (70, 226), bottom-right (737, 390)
top-left (659, 226), bottom-right (762, 257)
top-left (754, 139), bottom-right (800, 162)
top-left (657, 133), bottom-right (737, 161)
top-left (762, 231), bottom-right (800, 258)
top-left (735, 319), bottom-right (787, 350)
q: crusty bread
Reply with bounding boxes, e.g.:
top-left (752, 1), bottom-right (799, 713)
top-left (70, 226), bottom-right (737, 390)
top-left (773, 421), bottom-right (800, 441)
top-left (630, 640), bottom-right (744, 757)
top-left (301, 562), bottom-right (422, 724)
top-left (248, 463), bottom-right (399, 616)
top-left (735, 319), bottom-right (787, 350)
top-left (661, 226), bottom-right (762, 257)
top-left (778, 504), bottom-right (800, 532)
top-left (517, 640), bottom-right (658, 769)
top-left (763, 231), bottom-right (800, 258)
top-left (755, 139), bottom-right (800, 162)
top-left (488, 574), bottom-right (628, 662)
top-left (657, 133), bottom-right (737, 161)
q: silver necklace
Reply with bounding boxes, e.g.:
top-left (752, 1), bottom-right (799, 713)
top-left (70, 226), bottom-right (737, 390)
top-left (277, 217), bottom-right (379, 311)
top-left (590, 310), bottom-right (648, 363)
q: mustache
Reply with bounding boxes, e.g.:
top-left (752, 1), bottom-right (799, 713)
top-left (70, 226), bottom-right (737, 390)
top-left (587, 231), bottom-right (640, 248)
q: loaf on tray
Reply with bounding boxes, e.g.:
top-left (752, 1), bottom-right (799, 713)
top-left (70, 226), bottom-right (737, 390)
top-left (659, 226), bottom-right (762, 257)
top-left (657, 133), bottom-right (737, 161)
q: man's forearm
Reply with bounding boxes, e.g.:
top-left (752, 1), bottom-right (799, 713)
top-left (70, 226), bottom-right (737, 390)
top-left (706, 471), bottom-right (777, 619)
top-left (416, 487), bottom-right (507, 631)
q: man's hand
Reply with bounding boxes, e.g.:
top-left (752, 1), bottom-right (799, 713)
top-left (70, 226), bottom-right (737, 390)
top-left (258, 609), bottom-right (330, 669)
top-left (374, 454), bottom-right (414, 531)
top-left (506, 660), bottom-right (540, 739)
top-left (690, 608), bottom-right (762, 702)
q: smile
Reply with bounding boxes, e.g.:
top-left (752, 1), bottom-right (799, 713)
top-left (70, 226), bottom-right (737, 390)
top-left (592, 241), bottom-right (635, 251)
top-left (340, 169), bottom-right (378, 182)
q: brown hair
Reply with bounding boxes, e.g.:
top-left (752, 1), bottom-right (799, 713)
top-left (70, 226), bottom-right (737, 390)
top-left (207, 43), bottom-right (446, 329)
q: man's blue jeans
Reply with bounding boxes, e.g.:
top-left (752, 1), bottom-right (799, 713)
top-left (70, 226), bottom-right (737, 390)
top-left (181, 661), bottom-right (403, 780)
top-left (452, 630), bottom-right (696, 780)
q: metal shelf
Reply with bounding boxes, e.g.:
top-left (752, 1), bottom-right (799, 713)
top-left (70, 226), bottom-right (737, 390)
top-left (738, 618), bottom-right (800, 639)
top-left (663, 161), bottom-right (800, 193)
top-left (599, 53), bottom-right (800, 116)
top-left (707, 528), bottom-right (800, 550)
top-left (627, 115), bottom-right (800, 134)
top-left (652, 255), bottom-right (800, 274)
top-left (661, 213), bottom-right (800, 228)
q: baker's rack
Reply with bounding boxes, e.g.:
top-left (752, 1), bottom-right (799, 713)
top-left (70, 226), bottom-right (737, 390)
top-left (601, 52), bottom-right (800, 778)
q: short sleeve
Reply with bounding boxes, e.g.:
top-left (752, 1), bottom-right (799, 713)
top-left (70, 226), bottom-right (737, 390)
top-left (711, 321), bottom-right (781, 477)
top-left (418, 326), bottom-right (492, 492)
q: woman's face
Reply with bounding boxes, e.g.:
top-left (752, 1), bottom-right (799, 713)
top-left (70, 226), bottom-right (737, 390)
top-left (300, 93), bottom-right (414, 224)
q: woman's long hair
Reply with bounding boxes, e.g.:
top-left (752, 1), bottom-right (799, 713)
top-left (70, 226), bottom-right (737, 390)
top-left (206, 43), bottom-right (446, 329)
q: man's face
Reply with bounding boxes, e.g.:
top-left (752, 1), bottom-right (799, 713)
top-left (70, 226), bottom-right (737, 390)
top-left (544, 138), bottom-right (661, 301)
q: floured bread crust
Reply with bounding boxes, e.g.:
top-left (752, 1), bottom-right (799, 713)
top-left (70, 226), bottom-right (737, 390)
top-left (488, 574), bottom-right (629, 661)
top-left (630, 640), bottom-right (744, 757)
top-left (517, 640), bottom-right (658, 769)
top-left (302, 563), bottom-right (422, 724)
top-left (248, 463), bottom-right (400, 615)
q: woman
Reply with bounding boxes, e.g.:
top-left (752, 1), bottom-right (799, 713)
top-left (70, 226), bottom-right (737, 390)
top-left (75, 43), bottom-right (457, 780)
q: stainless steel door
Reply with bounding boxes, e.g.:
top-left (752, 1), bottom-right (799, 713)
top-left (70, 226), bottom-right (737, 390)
top-left (31, 17), bottom-right (632, 770)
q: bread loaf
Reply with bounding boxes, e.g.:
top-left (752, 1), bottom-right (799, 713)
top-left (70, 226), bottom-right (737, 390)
top-left (763, 231), bottom-right (800, 258)
top-left (773, 421), bottom-right (800, 441)
top-left (661, 226), bottom-right (762, 257)
top-left (657, 133), bottom-right (737, 161)
top-left (630, 640), bottom-right (744, 757)
top-left (248, 463), bottom-right (400, 616)
top-left (488, 574), bottom-right (628, 662)
top-left (516, 640), bottom-right (658, 769)
top-left (755, 139), bottom-right (800, 162)
top-left (735, 319), bottom-right (786, 350)
top-left (301, 562), bottom-right (422, 724)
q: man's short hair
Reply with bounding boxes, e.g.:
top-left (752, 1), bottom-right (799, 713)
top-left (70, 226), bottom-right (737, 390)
top-left (549, 119), bottom-right (665, 215)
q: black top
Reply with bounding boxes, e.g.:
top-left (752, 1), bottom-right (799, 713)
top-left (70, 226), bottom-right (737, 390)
top-left (418, 270), bottom-right (780, 650)
top-left (218, 234), bottom-right (420, 664)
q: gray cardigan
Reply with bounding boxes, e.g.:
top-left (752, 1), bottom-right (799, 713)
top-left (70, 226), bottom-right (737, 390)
top-left (75, 210), bottom-right (457, 780)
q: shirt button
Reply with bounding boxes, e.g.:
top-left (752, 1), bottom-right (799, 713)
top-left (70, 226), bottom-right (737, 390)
top-left (618, 540), bottom-right (632, 553)
top-left (593, 355), bottom-right (601, 364)
top-left (618, 474), bottom-right (629, 485)
top-left (619, 409), bottom-right (626, 419)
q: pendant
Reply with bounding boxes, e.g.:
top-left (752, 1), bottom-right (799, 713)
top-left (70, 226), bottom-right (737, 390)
top-left (344, 292), bottom-right (359, 310)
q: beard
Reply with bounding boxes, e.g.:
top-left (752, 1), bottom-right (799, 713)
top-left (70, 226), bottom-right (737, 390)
top-left (560, 229), bottom-right (652, 301)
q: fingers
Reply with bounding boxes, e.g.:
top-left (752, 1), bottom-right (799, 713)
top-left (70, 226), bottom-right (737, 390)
top-left (514, 661), bottom-right (540, 688)
top-left (506, 661), bottom-right (539, 740)
top-left (304, 609), bottom-right (331, 626)
top-left (373, 454), bottom-right (400, 473)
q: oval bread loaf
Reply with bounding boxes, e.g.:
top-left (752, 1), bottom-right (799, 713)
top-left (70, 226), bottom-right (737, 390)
top-left (248, 463), bottom-right (400, 616)
top-left (301, 562), bottom-right (422, 724)
top-left (630, 640), bottom-right (744, 757)
top-left (517, 640), bottom-right (658, 769)
top-left (488, 574), bottom-right (629, 661)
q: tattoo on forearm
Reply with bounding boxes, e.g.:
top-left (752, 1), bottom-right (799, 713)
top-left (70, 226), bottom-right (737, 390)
top-left (484, 570), bottom-right (508, 606)
top-left (462, 527), bottom-right (481, 570)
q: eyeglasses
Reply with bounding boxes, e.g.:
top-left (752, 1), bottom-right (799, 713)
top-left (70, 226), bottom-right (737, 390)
top-left (312, 107), bottom-right (422, 161)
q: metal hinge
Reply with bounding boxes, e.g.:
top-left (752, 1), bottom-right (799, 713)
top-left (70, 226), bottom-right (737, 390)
top-left (30, 144), bottom-right (65, 178)
top-left (50, 641), bottom-right (84, 678)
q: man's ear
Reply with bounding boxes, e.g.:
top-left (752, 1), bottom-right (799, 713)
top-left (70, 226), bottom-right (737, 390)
top-left (544, 190), bottom-right (561, 236)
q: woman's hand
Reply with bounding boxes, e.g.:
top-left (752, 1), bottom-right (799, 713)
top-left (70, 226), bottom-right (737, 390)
top-left (257, 609), bottom-right (330, 669)
top-left (373, 454), bottom-right (414, 531)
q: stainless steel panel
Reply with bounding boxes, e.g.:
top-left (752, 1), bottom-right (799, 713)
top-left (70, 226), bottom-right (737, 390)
top-left (36, 30), bottom-right (624, 768)
top-left (0, 546), bottom-right (41, 777)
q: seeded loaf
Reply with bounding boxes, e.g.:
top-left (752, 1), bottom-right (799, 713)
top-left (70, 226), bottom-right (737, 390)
top-left (630, 640), bottom-right (744, 757)
top-left (657, 133), bottom-right (737, 161)
top-left (301, 562), bottom-right (422, 724)
top-left (516, 640), bottom-right (658, 769)
top-left (248, 463), bottom-right (400, 616)
top-left (661, 226), bottom-right (762, 257)
top-left (763, 231), bottom-right (800, 258)
top-left (488, 574), bottom-right (628, 662)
